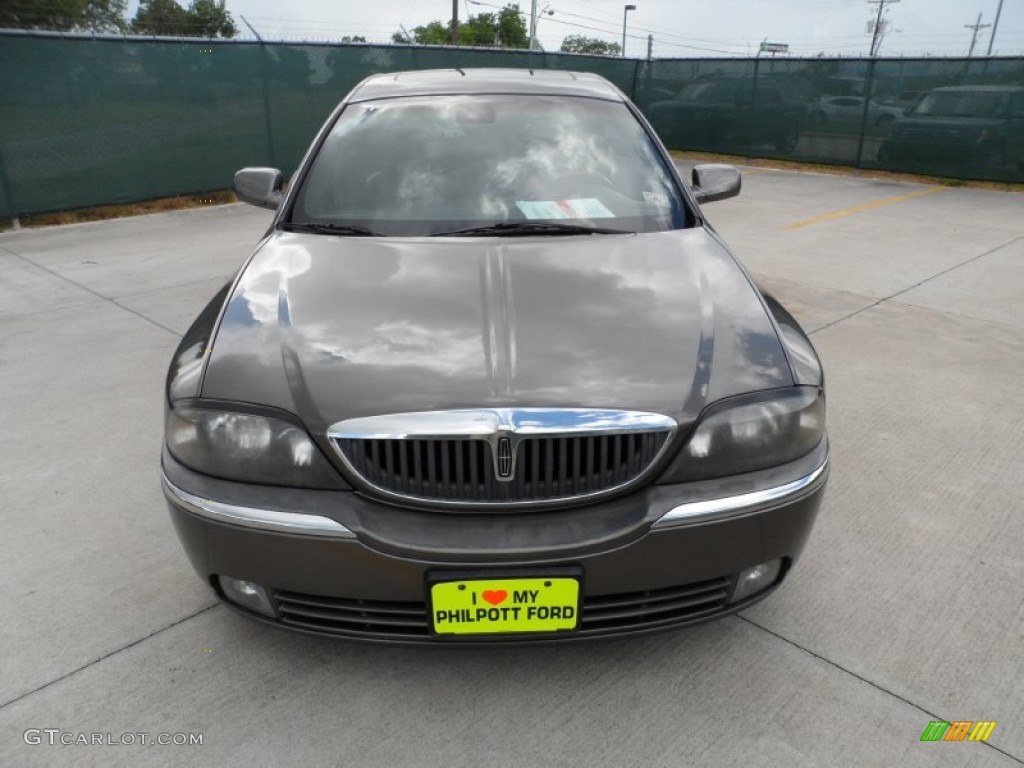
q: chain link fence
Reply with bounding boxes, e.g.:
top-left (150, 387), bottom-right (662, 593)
top-left (1, 31), bottom-right (1021, 218)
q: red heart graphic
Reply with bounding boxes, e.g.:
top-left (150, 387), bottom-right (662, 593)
top-left (481, 589), bottom-right (508, 606)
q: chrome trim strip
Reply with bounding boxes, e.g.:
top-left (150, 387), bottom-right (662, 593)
top-left (653, 459), bottom-right (829, 527)
top-left (327, 408), bottom-right (677, 440)
top-left (162, 476), bottom-right (356, 538)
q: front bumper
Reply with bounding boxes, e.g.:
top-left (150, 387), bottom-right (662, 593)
top-left (161, 442), bottom-right (828, 643)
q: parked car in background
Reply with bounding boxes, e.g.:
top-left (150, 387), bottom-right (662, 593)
top-left (882, 89), bottom-right (925, 113)
top-left (807, 95), bottom-right (904, 134)
top-left (162, 69), bottom-right (829, 644)
top-left (878, 85), bottom-right (1024, 176)
top-left (647, 75), bottom-right (804, 154)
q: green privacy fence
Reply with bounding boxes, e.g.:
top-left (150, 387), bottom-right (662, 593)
top-left (634, 56), bottom-right (1024, 184)
top-left (0, 31), bottom-right (1022, 218)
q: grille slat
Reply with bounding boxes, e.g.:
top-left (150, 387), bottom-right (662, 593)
top-left (278, 603), bottom-right (428, 628)
top-left (334, 430), bottom-right (670, 506)
top-left (426, 440), bottom-right (437, 497)
top-left (468, 441), bottom-right (479, 500)
top-left (272, 576), bottom-right (731, 640)
top-left (454, 440), bottom-right (465, 497)
top-left (276, 592), bottom-right (427, 616)
top-left (368, 440), bottom-right (380, 485)
top-left (582, 590), bottom-right (730, 624)
top-left (558, 437), bottom-right (567, 496)
top-left (583, 578), bottom-right (730, 611)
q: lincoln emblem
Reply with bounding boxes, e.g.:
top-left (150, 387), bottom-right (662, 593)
top-left (496, 436), bottom-right (513, 480)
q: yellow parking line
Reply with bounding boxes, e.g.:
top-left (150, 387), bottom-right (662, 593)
top-left (786, 186), bottom-right (948, 230)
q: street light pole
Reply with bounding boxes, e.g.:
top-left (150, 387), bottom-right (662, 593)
top-left (622, 4), bottom-right (636, 57)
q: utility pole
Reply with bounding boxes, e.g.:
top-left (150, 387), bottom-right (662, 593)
top-left (986, 0), bottom-right (1004, 55)
top-left (965, 13), bottom-right (991, 57)
top-left (866, 0), bottom-right (899, 57)
top-left (647, 34), bottom-right (653, 61)
top-left (529, 0), bottom-right (538, 50)
top-left (240, 15), bottom-right (263, 42)
top-left (451, 0), bottom-right (459, 45)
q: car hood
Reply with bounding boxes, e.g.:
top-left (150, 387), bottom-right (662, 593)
top-left (201, 229), bottom-right (793, 434)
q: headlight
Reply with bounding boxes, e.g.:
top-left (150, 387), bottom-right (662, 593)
top-left (166, 407), bottom-right (346, 489)
top-left (658, 387), bottom-right (825, 483)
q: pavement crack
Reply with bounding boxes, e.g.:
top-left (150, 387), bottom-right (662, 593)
top-left (809, 234), bottom-right (1024, 336)
top-left (737, 615), bottom-right (1024, 765)
top-left (0, 603), bottom-right (220, 712)
top-left (0, 244), bottom-right (183, 337)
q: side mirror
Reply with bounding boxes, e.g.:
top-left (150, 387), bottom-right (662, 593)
top-left (691, 164), bottom-right (741, 204)
top-left (234, 167), bottom-right (285, 209)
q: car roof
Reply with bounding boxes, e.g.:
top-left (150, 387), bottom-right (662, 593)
top-left (348, 68), bottom-right (624, 103)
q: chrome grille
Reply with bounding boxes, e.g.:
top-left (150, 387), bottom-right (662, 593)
top-left (328, 408), bottom-right (676, 507)
top-left (335, 432), bottom-right (669, 503)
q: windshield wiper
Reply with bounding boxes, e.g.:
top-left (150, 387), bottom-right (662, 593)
top-left (430, 222), bottom-right (633, 237)
top-left (282, 222), bottom-right (383, 237)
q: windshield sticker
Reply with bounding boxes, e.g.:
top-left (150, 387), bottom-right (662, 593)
top-left (516, 200), bottom-right (570, 219)
top-left (516, 199), bottom-right (615, 220)
top-left (565, 198), bottom-right (615, 218)
top-left (643, 191), bottom-right (671, 208)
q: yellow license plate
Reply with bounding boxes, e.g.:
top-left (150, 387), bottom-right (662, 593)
top-left (430, 577), bottom-right (580, 635)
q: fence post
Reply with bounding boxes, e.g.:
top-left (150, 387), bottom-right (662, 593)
top-left (629, 58), bottom-right (641, 103)
top-left (0, 145), bottom-right (19, 224)
top-left (853, 58), bottom-right (878, 169)
top-left (259, 42), bottom-right (277, 168)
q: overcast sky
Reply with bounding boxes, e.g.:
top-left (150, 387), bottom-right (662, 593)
top-left (128, 0), bottom-right (1024, 58)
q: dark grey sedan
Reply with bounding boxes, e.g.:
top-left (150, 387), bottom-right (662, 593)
top-left (162, 68), bottom-right (828, 643)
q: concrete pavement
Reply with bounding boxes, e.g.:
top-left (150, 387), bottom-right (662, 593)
top-left (1, 167), bottom-right (1021, 766)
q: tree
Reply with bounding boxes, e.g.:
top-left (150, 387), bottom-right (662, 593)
top-left (131, 0), bottom-right (236, 37)
top-left (0, 0), bottom-right (128, 32)
top-left (186, 0), bottom-right (236, 38)
top-left (494, 4), bottom-right (529, 48)
top-left (341, 35), bottom-right (366, 43)
top-left (81, 0), bottom-right (128, 31)
top-left (394, 4), bottom-right (528, 48)
top-left (560, 35), bottom-right (621, 56)
top-left (131, 0), bottom-right (188, 35)
top-left (407, 20), bottom-right (450, 45)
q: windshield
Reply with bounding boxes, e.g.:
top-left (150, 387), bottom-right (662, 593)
top-left (290, 95), bottom-right (686, 237)
top-left (913, 90), bottom-right (1009, 118)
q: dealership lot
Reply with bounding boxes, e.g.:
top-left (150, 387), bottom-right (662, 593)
top-left (1, 164), bottom-right (1022, 766)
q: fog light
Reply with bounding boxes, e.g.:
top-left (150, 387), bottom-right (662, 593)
top-left (730, 559), bottom-right (783, 604)
top-left (219, 576), bottom-right (276, 617)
